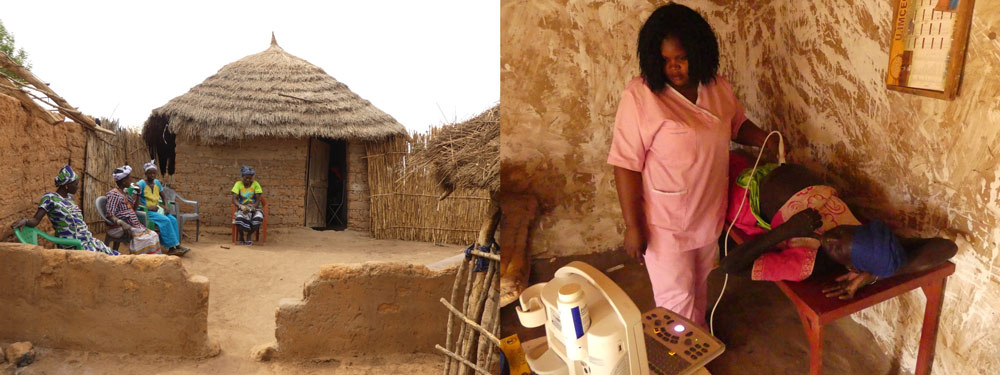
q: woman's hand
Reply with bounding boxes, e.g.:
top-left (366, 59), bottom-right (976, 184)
top-left (11, 218), bottom-right (27, 229)
top-left (623, 226), bottom-right (647, 263)
top-left (822, 271), bottom-right (877, 299)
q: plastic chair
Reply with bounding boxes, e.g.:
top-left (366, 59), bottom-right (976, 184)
top-left (163, 187), bottom-right (200, 242)
top-left (14, 226), bottom-right (83, 250)
top-left (232, 197), bottom-right (268, 245)
top-left (95, 196), bottom-right (131, 252)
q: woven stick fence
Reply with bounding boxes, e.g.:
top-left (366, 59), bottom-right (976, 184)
top-left (81, 125), bottom-right (150, 234)
top-left (366, 130), bottom-right (491, 245)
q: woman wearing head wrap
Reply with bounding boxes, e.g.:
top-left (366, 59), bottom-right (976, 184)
top-left (232, 165), bottom-right (264, 245)
top-left (105, 165), bottom-right (163, 255)
top-left (10, 165), bottom-right (119, 255)
top-left (719, 163), bottom-right (957, 299)
top-left (134, 160), bottom-right (189, 256)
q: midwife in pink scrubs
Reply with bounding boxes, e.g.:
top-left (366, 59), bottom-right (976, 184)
top-left (607, 4), bottom-right (781, 326)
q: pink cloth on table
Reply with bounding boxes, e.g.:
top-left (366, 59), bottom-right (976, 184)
top-left (750, 185), bottom-right (861, 281)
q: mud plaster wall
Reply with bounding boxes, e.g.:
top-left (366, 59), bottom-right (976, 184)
top-left (346, 139), bottom-right (370, 232)
top-left (172, 138), bottom-right (371, 232)
top-left (272, 262), bottom-right (456, 359)
top-left (0, 243), bottom-right (216, 356)
top-left (501, 0), bottom-right (1000, 373)
top-left (0, 93), bottom-right (86, 242)
top-left (173, 138), bottom-right (309, 228)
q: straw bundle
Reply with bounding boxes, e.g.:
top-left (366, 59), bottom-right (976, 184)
top-left (408, 105), bottom-right (499, 194)
top-left (143, 34), bottom-right (406, 145)
top-left (366, 131), bottom-right (492, 245)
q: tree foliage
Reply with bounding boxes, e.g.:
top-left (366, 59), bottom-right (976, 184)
top-left (0, 19), bottom-right (31, 81)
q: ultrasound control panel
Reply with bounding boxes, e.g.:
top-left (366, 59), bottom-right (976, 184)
top-left (642, 307), bottom-right (725, 375)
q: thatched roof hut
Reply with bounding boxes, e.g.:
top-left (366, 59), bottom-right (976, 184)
top-left (144, 34), bottom-right (405, 145)
top-left (141, 35), bottom-right (408, 233)
top-left (411, 105), bottom-right (499, 195)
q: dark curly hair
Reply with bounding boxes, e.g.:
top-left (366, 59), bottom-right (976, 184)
top-left (637, 3), bottom-right (719, 92)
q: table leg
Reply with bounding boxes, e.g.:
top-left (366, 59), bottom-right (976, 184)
top-left (915, 277), bottom-right (947, 375)
top-left (796, 309), bottom-right (824, 375)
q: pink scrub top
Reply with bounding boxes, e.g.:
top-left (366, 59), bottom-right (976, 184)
top-left (608, 76), bottom-right (748, 252)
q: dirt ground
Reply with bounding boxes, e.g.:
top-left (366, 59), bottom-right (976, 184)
top-left (502, 249), bottom-right (905, 375)
top-left (4, 227), bottom-right (465, 375)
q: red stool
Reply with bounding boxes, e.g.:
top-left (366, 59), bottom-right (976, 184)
top-left (232, 197), bottom-right (268, 245)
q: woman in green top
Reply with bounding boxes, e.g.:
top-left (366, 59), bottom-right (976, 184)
top-left (232, 165), bottom-right (264, 245)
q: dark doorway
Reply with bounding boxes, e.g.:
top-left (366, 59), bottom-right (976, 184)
top-left (325, 139), bottom-right (348, 230)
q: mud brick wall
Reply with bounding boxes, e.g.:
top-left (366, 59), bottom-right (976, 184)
top-left (171, 137), bottom-right (308, 228)
top-left (346, 139), bottom-right (370, 232)
top-left (0, 93), bottom-right (86, 242)
top-left (269, 262), bottom-right (455, 359)
top-left (0, 243), bottom-right (218, 357)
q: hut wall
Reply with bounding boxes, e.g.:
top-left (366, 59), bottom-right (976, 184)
top-left (502, 1), bottom-right (1000, 373)
top-left (347, 139), bottom-right (370, 232)
top-left (171, 138), bottom-right (308, 229)
top-left (0, 93), bottom-right (86, 242)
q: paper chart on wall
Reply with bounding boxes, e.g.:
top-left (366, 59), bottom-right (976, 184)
top-left (887, 0), bottom-right (961, 92)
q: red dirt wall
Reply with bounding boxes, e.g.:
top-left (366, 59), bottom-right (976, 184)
top-left (0, 93), bottom-right (86, 242)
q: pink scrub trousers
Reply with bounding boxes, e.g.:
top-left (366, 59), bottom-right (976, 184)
top-left (608, 75), bottom-right (748, 324)
top-left (644, 242), bottom-right (717, 326)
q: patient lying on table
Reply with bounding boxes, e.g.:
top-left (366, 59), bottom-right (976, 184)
top-left (719, 163), bottom-right (957, 299)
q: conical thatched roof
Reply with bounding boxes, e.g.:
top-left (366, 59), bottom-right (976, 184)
top-left (145, 34), bottom-right (405, 144)
top-left (410, 105), bottom-right (499, 194)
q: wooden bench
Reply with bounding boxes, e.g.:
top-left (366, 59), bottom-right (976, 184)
top-left (727, 225), bottom-right (954, 375)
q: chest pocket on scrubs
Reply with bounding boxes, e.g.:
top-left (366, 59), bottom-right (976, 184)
top-left (644, 121), bottom-right (697, 230)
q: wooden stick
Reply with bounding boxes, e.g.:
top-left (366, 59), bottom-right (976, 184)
top-left (0, 76), bottom-right (61, 124)
top-left (481, 287), bottom-right (501, 371)
top-left (468, 249), bottom-right (499, 261)
top-left (439, 298), bottom-right (500, 346)
top-left (435, 345), bottom-right (491, 375)
top-left (459, 258), bottom-right (496, 375)
top-left (476, 267), bottom-right (501, 369)
top-left (0, 52), bottom-right (114, 135)
top-left (278, 92), bottom-right (317, 102)
top-left (443, 255), bottom-right (468, 375)
top-left (451, 258), bottom-right (478, 375)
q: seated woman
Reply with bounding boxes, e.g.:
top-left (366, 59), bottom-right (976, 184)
top-left (10, 165), bottom-right (119, 256)
top-left (720, 163), bottom-right (957, 299)
top-left (232, 165), bottom-right (264, 246)
top-left (105, 165), bottom-right (163, 255)
top-left (135, 161), bottom-right (189, 256)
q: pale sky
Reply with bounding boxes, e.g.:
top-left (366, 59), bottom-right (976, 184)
top-left (2, 1), bottom-right (498, 132)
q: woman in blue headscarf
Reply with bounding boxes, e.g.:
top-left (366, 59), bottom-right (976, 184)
top-left (10, 165), bottom-right (119, 255)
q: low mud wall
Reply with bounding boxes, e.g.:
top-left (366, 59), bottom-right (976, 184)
top-left (0, 243), bottom-right (217, 357)
top-left (271, 262), bottom-right (456, 359)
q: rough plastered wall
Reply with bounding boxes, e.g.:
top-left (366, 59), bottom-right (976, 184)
top-left (0, 93), bottom-right (86, 242)
top-left (501, 0), bottom-right (1000, 373)
top-left (269, 262), bottom-right (455, 359)
top-left (172, 137), bottom-right (308, 228)
top-left (347, 139), bottom-right (370, 233)
top-left (0, 243), bottom-right (217, 357)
